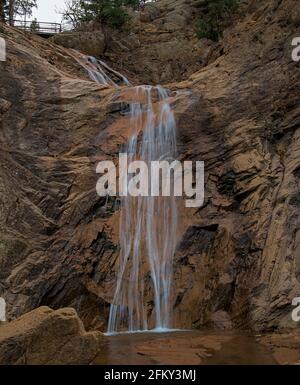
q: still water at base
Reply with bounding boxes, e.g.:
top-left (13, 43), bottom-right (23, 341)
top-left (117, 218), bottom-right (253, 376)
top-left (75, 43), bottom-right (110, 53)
top-left (94, 330), bottom-right (277, 365)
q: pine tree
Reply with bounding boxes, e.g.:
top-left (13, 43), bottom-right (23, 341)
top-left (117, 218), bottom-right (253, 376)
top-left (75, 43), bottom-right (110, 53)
top-left (63, 0), bottom-right (140, 30)
top-left (196, 0), bottom-right (239, 41)
top-left (1, 0), bottom-right (37, 25)
top-left (0, 1), bottom-right (6, 22)
top-left (14, 0), bottom-right (37, 25)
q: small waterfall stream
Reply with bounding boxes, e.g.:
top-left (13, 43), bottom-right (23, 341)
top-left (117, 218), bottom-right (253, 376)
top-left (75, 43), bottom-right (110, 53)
top-left (68, 49), bottom-right (131, 87)
top-left (70, 50), bottom-right (178, 333)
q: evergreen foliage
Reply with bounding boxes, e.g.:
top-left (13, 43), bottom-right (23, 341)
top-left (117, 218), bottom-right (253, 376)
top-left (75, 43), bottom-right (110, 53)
top-left (195, 0), bottom-right (239, 41)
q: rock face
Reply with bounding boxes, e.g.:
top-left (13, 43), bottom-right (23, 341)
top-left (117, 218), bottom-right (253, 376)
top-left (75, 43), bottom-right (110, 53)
top-left (0, 307), bottom-right (103, 364)
top-left (0, 25), bottom-right (118, 330)
top-left (61, 0), bottom-right (218, 84)
top-left (170, 0), bottom-right (300, 331)
top-left (51, 31), bottom-right (106, 56)
top-left (0, 0), bottom-right (300, 335)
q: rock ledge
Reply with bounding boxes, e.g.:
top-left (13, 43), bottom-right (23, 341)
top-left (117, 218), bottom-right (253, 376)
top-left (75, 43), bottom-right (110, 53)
top-left (0, 307), bottom-right (104, 365)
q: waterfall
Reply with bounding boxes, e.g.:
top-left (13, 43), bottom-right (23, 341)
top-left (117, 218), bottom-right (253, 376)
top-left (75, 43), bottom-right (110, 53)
top-left (71, 50), bottom-right (178, 333)
top-left (67, 48), bottom-right (131, 87)
top-left (108, 85), bottom-right (178, 333)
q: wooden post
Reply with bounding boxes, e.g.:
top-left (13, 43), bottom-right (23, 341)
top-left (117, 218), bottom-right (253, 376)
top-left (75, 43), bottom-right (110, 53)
top-left (9, 0), bottom-right (15, 26)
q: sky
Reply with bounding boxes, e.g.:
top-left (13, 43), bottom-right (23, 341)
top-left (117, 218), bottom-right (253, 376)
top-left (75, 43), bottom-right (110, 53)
top-left (30, 0), bottom-right (66, 23)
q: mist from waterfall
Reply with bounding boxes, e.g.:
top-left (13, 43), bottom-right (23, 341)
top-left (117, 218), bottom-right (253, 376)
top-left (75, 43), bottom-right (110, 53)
top-left (71, 50), bottom-right (178, 333)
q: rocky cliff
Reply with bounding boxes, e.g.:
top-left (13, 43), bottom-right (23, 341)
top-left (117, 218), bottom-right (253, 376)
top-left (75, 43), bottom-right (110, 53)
top-left (0, 0), bottom-right (300, 333)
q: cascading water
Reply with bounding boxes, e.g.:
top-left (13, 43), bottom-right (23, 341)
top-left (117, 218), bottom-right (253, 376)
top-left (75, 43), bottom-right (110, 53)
top-left (71, 50), bottom-right (178, 333)
top-left (108, 85), bottom-right (178, 333)
top-left (68, 48), bottom-right (131, 86)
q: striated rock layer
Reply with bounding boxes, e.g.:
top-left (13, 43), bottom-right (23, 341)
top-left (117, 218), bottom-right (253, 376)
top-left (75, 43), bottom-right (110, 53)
top-left (0, 0), bottom-right (300, 333)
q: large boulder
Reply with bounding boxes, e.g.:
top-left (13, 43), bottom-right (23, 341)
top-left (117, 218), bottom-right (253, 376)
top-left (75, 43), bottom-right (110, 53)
top-left (0, 307), bottom-right (104, 365)
top-left (51, 31), bottom-right (106, 56)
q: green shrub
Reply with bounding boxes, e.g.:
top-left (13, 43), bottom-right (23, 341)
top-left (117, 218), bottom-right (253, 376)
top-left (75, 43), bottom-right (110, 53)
top-left (197, 18), bottom-right (220, 41)
top-left (196, 0), bottom-right (239, 42)
top-left (104, 7), bottom-right (128, 29)
top-left (63, 0), bottom-right (140, 30)
top-left (92, 1), bottom-right (132, 29)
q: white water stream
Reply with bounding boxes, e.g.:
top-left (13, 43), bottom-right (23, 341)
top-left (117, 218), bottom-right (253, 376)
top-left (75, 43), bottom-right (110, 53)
top-left (70, 50), bottom-right (178, 333)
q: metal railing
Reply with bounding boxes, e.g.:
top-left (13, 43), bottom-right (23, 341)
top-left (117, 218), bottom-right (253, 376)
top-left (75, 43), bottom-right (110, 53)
top-left (12, 20), bottom-right (63, 35)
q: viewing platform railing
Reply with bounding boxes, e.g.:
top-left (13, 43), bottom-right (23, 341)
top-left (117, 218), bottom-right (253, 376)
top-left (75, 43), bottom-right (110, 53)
top-left (11, 20), bottom-right (63, 36)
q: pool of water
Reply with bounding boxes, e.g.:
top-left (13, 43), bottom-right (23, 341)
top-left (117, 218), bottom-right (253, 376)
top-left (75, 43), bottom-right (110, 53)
top-left (93, 330), bottom-right (277, 365)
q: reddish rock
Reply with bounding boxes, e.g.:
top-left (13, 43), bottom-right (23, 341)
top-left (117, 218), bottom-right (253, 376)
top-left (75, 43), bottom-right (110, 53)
top-left (0, 307), bottom-right (103, 365)
top-left (0, 0), bottom-right (300, 336)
